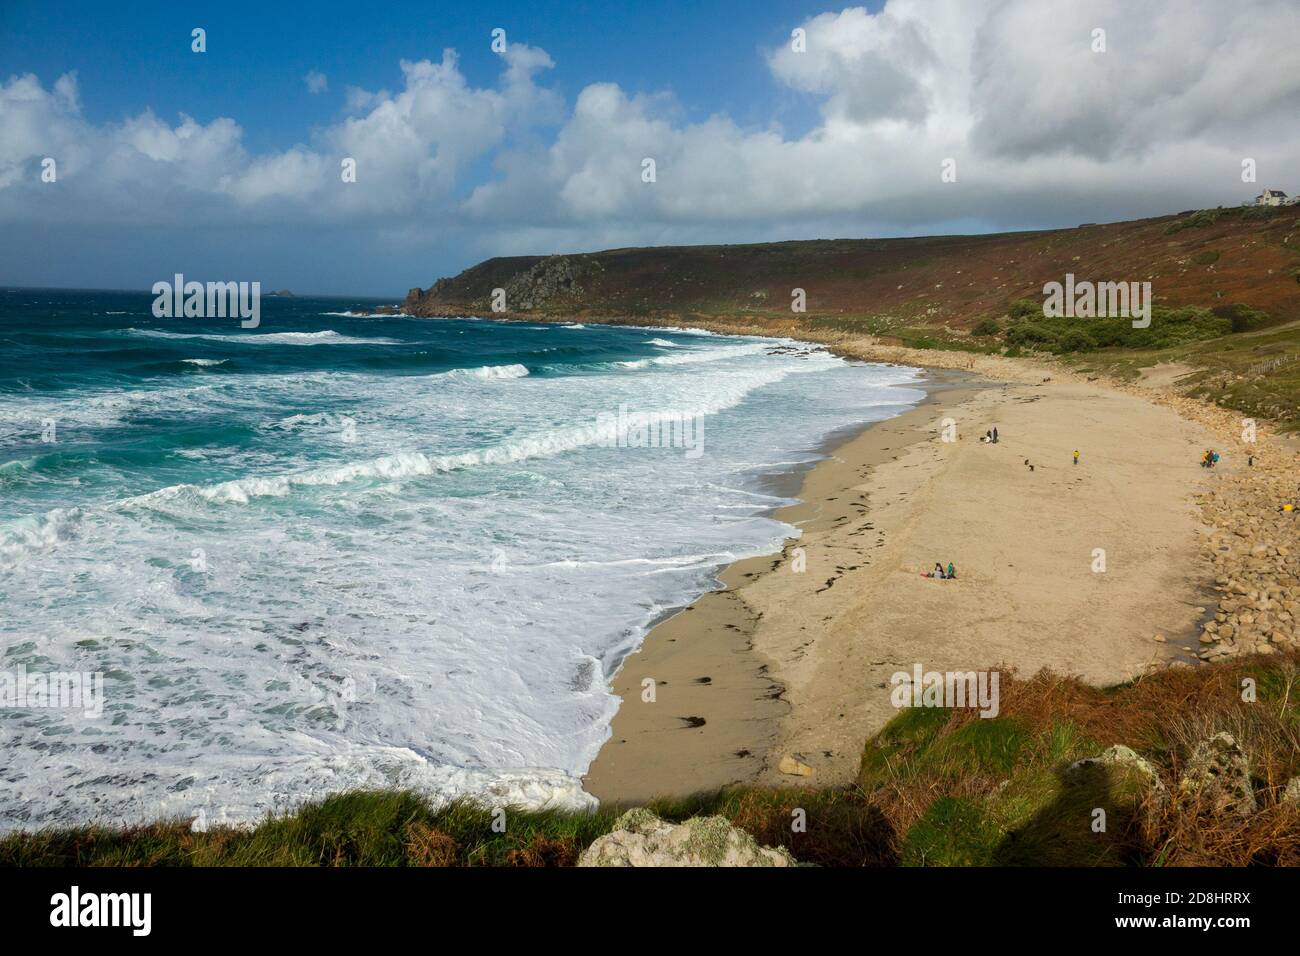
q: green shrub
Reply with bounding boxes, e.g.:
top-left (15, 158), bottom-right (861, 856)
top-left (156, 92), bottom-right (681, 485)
top-left (1055, 327), bottom-right (1097, 352)
top-left (1003, 306), bottom-right (1230, 354)
top-left (971, 318), bottom-right (1002, 337)
top-left (1213, 303), bottom-right (1274, 333)
top-left (1005, 322), bottom-right (1057, 349)
top-left (1164, 207), bottom-right (1224, 235)
top-left (1006, 299), bottom-right (1041, 320)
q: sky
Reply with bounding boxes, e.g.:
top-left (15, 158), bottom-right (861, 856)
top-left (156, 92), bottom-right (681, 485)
top-left (1, 0), bottom-right (1298, 296)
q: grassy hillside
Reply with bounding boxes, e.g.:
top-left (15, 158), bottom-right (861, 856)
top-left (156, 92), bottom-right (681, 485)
top-left (6, 652), bottom-right (1296, 867)
top-left (406, 205), bottom-right (1300, 331)
top-left (406, 205), bottom-right (1300, 429)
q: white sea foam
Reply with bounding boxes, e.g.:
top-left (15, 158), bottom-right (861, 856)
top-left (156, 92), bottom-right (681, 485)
top-left (644, 325), bottom-right (718, 336)
top-left (447, 363), bottom-right (530, 380)
top-left (0, 507), bottom-right (84, 567)
top-left (616, 342), bottom-right (767, 368)
top-left (130, 328), bottom-right (400, 345)
top-left (0, 321), bottom-right (925, 831)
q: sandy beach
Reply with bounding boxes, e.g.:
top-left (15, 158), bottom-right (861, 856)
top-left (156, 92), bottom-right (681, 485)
top-left (585, 344), bottom-right (1236, 804)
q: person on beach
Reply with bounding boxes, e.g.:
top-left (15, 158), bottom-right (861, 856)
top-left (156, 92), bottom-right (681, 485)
top-left (947, 561), bottom-right (956, 579)
top-left (1073, 449), bottom-right (1079, 466)
top-left (992, 427), bottom-right (998, 443)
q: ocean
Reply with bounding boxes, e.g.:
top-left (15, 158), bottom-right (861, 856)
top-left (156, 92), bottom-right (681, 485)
top-left (0, 287), bottom-right (923, 830)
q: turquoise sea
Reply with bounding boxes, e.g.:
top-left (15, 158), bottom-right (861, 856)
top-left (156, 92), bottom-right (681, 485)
top-left (0, 287), bottom-right (923, 828)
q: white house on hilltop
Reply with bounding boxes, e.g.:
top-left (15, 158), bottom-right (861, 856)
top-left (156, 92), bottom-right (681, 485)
top-left (1255, 188), bottom-right (1289, 206)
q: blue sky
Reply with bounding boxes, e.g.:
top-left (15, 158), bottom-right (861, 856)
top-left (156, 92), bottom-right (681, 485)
top-left (1, 0), bottom-right (843, 150)
top-left (2, 0), bottom-right (1297, 296)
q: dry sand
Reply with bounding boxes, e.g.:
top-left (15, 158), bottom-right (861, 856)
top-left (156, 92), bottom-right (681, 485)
top-left (584, 352), bottom-right (1223, 804)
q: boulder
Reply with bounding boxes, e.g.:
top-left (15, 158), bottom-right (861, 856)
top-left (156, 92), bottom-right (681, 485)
top-left (578, 809), bottom-right (797, 867)
top-left (778, 755), bottom-right (815, 777)
top-left (1068, 744), bottom-right (1167, 800)
top-left (1177, 732), bottom-right (1258, 817)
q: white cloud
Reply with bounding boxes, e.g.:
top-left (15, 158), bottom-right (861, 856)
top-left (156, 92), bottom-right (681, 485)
top-left (304, 70), bottom-right (328, 95)
top-left (2, 0), bottom-right (1299, 260)
top-left (768, 5), bottom-right (942, 125)
top-left (0, 43), bottom-right (560, 226)
top-left (465, 0), bottom-right (1300, 237)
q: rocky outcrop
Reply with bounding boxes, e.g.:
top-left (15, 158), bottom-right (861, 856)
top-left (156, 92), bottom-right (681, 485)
top-left (405, 255), bottom-right (604, 316)
top-left (1177, 732), bottom-right (1258, 817)
top-left (501, 256), bottom-right (600, 311)
top-left (577, 809), bottom-right (796, 867)
top-left (1067, 744), bottom-right (1167, 799)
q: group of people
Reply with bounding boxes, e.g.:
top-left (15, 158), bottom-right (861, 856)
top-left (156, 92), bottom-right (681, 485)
top-left (1201, 449), bottom-right (1220, 468)
top-left (924, 561), bottom-right (957, 580)
top-left (980, 427), bottom-right (1000, 443)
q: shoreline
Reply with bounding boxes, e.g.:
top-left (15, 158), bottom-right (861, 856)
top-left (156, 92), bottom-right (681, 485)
top-left (396, 312), bottom-right (1297, 808)
top-left (578, 317), bottom-right (1280, 805)
top-left (582, 367), bottom-right (979, 804)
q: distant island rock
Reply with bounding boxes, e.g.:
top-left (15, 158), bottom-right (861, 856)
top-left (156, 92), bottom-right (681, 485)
top-left (264, 289), bottom-right (295, 298)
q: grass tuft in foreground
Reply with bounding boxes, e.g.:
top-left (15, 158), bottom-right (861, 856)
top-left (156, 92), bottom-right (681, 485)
top-left (859, 653), bottom-right (1300, 866)
top-left (3, 652), bottom-right (1297, 866)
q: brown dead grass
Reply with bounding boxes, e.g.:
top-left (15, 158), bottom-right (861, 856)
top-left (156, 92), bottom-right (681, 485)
top-left (857, 652), bottom-right (1300, 865)
top-left (403, 823), bottom-right (459, 867)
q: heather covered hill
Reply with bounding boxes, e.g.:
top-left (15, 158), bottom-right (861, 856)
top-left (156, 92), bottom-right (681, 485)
top-left (406, 205), bottom-right (1300, 330)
